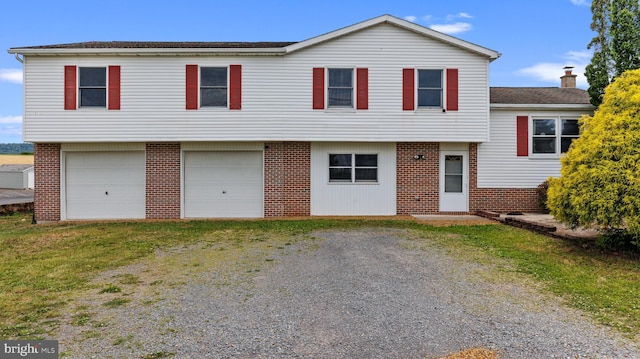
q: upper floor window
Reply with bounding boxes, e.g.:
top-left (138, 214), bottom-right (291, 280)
top-left (532, 118), bottom-right (579, 155)
top-left (65, 65), bottom-right (120, 110)
top-left (328, 68), bottom-right (353, 108)
top-left (403, 68), bottom-right (457, 111)
top-left (312, 67), bottom-right (368, 110)
top-left (79, 67), bottom-right (107, 107)
top-left (417, 69), bottom-right (443, 108)
top-left (329, 153), bottom-right (378, 183)
top-left (200, 67), bottom-right (228, 107)
top-left (186, 64), bottom-right (241, 110)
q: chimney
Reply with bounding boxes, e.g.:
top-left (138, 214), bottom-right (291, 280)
top-left (561, 66), bottom-right (577, 88)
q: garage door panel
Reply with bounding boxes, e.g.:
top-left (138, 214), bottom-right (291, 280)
top-left (184, 151), bottom-right (263, 218)
top-left (65, 151), bottom-right (145, 220)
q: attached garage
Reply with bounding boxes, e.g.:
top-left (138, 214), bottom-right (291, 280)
top-left (183, 151), bottom-right (263, 218)
top-left (64, 150), bottom-right (146, 220)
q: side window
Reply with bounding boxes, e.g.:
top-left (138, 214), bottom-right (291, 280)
top-left (532, 119), bottom-right (557, 154)
top-left (417, 69), bottom-right (442, 108)
top-left (531, 118), bottom-right (579, 155)
top-left (329, 154), bottom-right (378, 183)
top-left (328, 68), bottom-right (353, 108)
top-left (200, 67), bottom-right (227, 107)
top-left (79, 67), bottom-right (106, 107)
top-left (561, 119), bottom-right (579, 152)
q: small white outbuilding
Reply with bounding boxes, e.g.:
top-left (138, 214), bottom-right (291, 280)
top-left (0, 164), bottom-right (34, 189)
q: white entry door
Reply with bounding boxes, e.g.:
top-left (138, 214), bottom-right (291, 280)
top-left (439, 151), bottom-right (468, 212)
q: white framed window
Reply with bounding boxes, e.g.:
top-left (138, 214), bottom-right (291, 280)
top-left (79, 67), bottom-right (106, 107)
top-left (532, 118), bottom-right (579, 155)
top-left (329, 154), bottom-right (378, 183)
top-left (200, 67), bottom-right (228, 107)
top-left (327, 68), bottom-right (353, 108)
top-left (417, 69), bottom-right (443, 108)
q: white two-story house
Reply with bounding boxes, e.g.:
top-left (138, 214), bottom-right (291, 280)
top-left (8, 15), bottom-right (593, 222)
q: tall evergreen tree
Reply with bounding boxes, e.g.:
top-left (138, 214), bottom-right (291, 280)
top-left (586, 0), bottom-right (640, 107)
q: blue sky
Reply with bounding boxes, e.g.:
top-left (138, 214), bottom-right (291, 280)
top-left (0, 0), bottom-right (593, 143)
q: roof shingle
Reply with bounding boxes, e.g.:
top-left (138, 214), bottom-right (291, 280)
top-left (490, 87), bottom-right (591, 105)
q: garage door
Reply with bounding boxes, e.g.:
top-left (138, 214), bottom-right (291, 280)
top-left (184, 151), bottom-right (263, 218)
top-left (65, 151), bottom-right (145, 220)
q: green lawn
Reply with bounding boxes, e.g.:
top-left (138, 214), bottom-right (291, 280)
top-left (1, 213), bottom-right (639, 340)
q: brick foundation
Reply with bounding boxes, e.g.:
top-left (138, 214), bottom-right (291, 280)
top-left (146, 143), bottom-right (181, 219)
top-left (264, 142), bottom-right (311, 217)
top-left (33, 143), bottom-right (61, 222)
top-left (396, 142), bottom-right (440, 214)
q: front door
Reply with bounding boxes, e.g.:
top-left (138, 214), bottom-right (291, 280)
top-left (439, 151), bottom-right (468, 212)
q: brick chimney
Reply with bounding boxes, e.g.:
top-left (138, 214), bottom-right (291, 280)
top-left (561, 66), bottom-right (577, 88)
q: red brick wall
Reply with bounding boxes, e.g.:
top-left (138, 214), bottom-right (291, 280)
top-left (146, 143), bottom-right (181, 219)
top-left (264, 142), bottom-right (310, 217)
top-left (33, 143), bottom-right (61, 222)
top-left (396, 142), bottom-right (440, 214)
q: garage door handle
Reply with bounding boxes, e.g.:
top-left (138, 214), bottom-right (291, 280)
top-left (105, 191), bottom-right (109, 195)
top-left (222, 190), bottom-right (226, 194)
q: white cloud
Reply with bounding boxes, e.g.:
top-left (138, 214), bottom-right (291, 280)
top-left (0, 69), bottom-right (23, 84)
top-left (404, 15), bottom-right (417, 22)
top-left (0, 115), bottom-right (23, 141)
top-left (430, 22), bottom-right (473, 34)
top-left (571, 0), bottom-right (590, 5)
top-left (516, 51), bottom-right (590, 88)
top-left (0, 115), bottom-right (22, 124)
top-left (446, 12), bottom-right (473, 21)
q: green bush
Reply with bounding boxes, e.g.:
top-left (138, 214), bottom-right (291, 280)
top-left (536, 180), bottom-right (550, 213)
top-left (547, 68), bottom-right (640, 248)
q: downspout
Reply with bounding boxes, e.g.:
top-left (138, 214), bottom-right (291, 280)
top-left (14, 53), bottom-right (24, 63)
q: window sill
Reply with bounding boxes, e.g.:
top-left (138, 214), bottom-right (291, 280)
top-left (327, 181), bottom-right (379, 185)
top-left (324, 107), bottom-right (356, 113)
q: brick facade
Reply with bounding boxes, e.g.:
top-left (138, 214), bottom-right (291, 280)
top-left (146, 143), bottom-right (181, 219)
top-left (396, 142), bottom-right (440, 214)
top-left (33, 143), bottom-right (61, 222)
top-left (31, 141), bottom-right (539, 222)
top-left (264, 142), bottom-right (311, 217)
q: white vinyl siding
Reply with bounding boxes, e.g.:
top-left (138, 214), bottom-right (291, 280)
top-left (477, 109), bottom-right (591, 188)
top-left (311, 142), bottom-right (396, 215)
top-left (22, 23), bottom-right (490, 143)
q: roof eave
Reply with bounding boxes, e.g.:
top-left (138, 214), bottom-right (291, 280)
top-left (7, 47), bottom-right (288, 56)
top-left (490, 103), bottom-right (595, 111)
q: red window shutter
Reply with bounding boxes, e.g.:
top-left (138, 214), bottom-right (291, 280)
top-left (229, 65), bottom-right (242, 110)
top-left (402, 68), bottom-right (414, 111)
top-left (312, 67), bottom-right (325, 109)
top-left (356, 68), bottom-right (368, 110)
top-left (517, 115), bottom-right (529, 156)
top-left (185, 65), bottom-right (198, 110)
top-left (64, 65), bottom-right (77, 110)
top-left (446, 68), bottom-right (458, 111)
top-left (108, 66), bottom-right (121, 110)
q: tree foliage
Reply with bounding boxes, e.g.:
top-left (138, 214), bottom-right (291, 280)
top-left (547, 69), bottom-right (640, 244)
top-left (586, 0), bottom-right (640, 107)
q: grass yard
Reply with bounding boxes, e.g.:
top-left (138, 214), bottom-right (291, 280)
top-left (0, 154), bottom-right (34, 165)
top-left (1, 213), bottom-right (639, 345)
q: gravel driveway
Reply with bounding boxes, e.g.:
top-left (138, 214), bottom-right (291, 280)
top-left (58, 228), bottom-right (639, 358)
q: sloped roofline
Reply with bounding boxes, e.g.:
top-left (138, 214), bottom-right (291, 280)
top-left (285, 14), bottom-right (501, 60)
top-left (8, 14), bottom-right (501, 60)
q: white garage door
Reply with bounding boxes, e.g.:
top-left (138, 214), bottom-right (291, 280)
top-left (65, 151), bottom-right (146, 220)
top-left (184, 151), bottom-right (263, 218)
